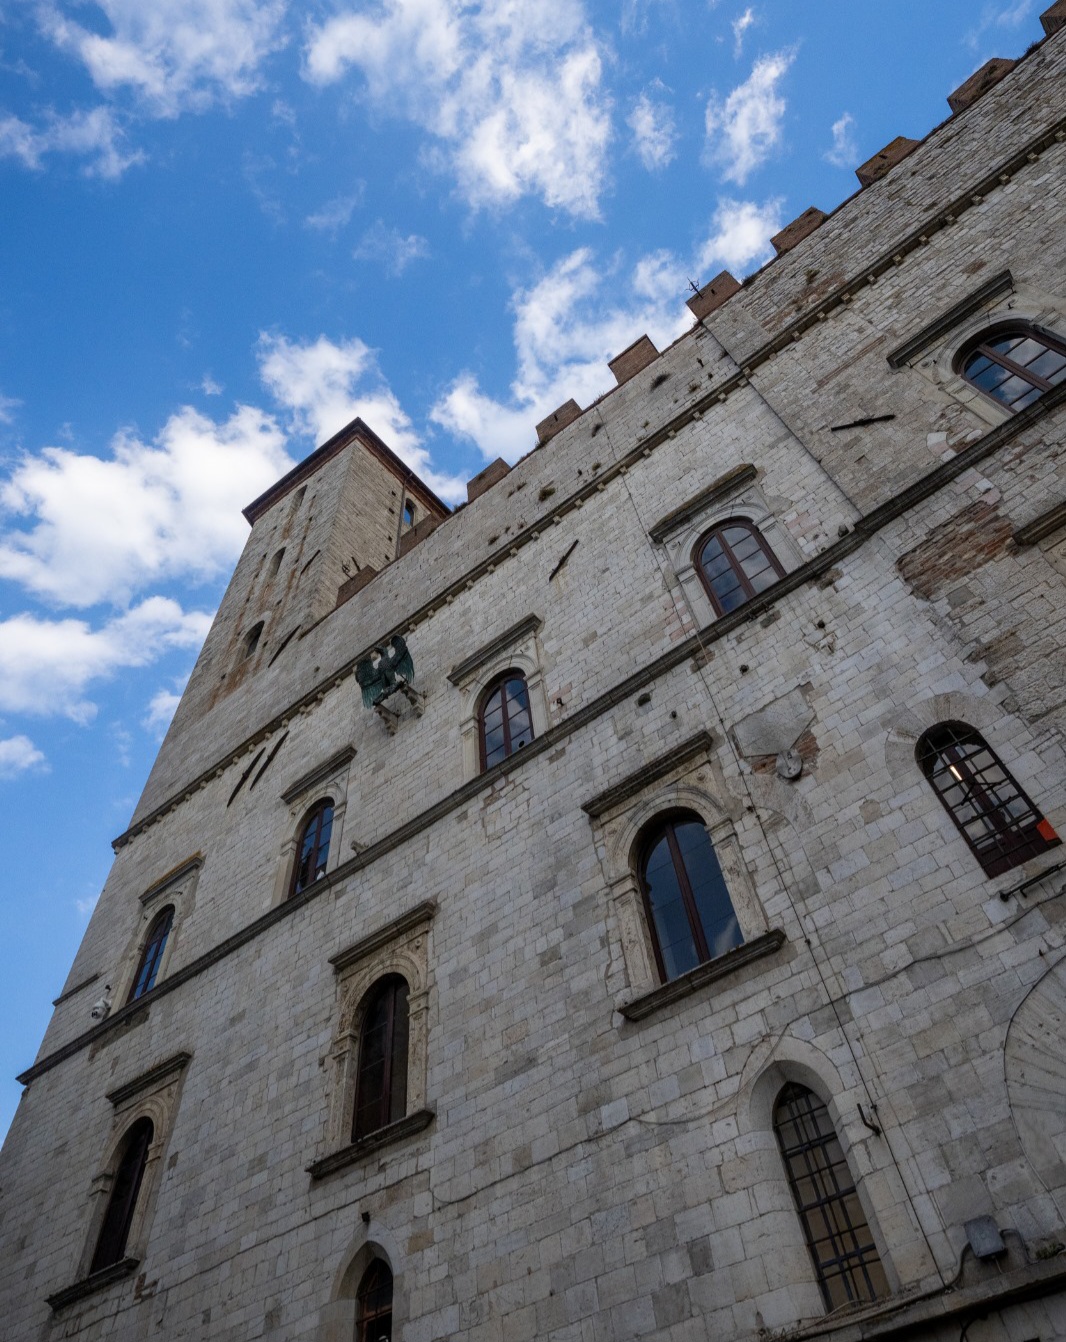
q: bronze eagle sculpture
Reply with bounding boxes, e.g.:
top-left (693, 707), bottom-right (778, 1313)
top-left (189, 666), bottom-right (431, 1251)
top-left (356, 635), bottom-right (415, 709)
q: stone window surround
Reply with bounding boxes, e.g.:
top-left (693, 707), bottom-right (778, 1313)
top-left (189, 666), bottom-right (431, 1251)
top-left (47, 1051), bottom-right (191, 1312)
top-left (271, 746), bottom-right (357, 906)
top-left (447, 614), bottom-right (548, 782)
top-left (888, 270), bottom-right (1066, 427)
top-left (583, 732), bottom-right (774, 1014)
top-left (649, 469), bottom-right (803, 631)
top-left (110, 856), bottom-right (202, 1009)
top-left (309, 901), bottom-right (436, 1180)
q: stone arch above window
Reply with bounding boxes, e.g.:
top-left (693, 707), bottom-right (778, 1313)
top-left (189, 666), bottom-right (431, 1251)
top-left (955, 323), bottom-right (1066, 413)
top-left (693, 518), bottom-right (785, 616)
top-left (272, 746), bottom-right (356, 907)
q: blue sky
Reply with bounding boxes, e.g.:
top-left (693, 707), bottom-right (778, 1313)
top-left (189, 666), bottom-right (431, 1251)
top-left (0, 0), bottom-right (1048, 1139)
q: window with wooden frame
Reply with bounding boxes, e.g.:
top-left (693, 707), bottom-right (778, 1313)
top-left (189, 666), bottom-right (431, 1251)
top-left (289, 798), bottom-right (334, 897)
top-left (774, 1084), bottom-right (888, 1311)
top-left (478, 671), bottom-right (534, 771)
top-left (917, 721), bottom-right (1059, 877)
top-left (694, 519), bottom-right (784, 616)
top-left (356, 1260), bottom-right (394, 1342)
top-left (89, 1117), bottom-right (154, 1274)
top-left (352, 976), bottom-right (410, 1141)
top-left (957, 325), bottom-right (1066, 412)
top-left (638, 811), bottom-right (743, 982)
top-left (126, 906), bottom-right (174, 1004)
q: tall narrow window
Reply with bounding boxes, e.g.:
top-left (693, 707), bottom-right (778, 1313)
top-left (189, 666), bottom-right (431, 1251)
top-left (402, 499), bottom-right (416, 527)
top-left (356, 1260), bottom-right (393, 1342)
top-left (774, 1084), bottom-right (887, 1310)
top-left (126, 906), bottom-right (174, 1003)
top-left (959, 326), bottom-right (1066, 412)
top-left (638, 812), bottom-right (742, 982)
top-left (696, 520), bottom-right (784, 615)
top-left (917, 722), bottom-right (1059, 876)
top-left (243, 621), bottom-right (264, 660)
top-left (289, 799), bottom-right (334, 897)
top-left (90, 1118), bottom-right (154, 1273)
top-left (353, 977), bottom-right (409, 1141)
top-left (478, 672), bottom-right (534, 771)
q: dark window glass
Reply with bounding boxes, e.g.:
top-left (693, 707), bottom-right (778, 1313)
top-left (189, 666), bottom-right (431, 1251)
top-left (90, 1117), bottom-right (154, 1273)
top-left (126, 907), bottom-right (174, 1004)
top-left (638, 813), bottom-right (742, 982)
top-left (356, 1260), bottom-right (393, 1342)
top-left (774, 1084), bottom-right (887, 1311)
top-left (290, 799), bottom-right (334, 897)
top-left (917, 722), bottom-right (1059, 877)
top-left (353, 977), bottom-right (409, 1141)
top-left (696, 521), bottom-right (784, 616)
top-left (478, 673), bottom-right (534, 771)
top-left (960, 326), bottom-right (1066, 411)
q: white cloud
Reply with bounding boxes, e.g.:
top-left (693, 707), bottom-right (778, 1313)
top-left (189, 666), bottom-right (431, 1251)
top-left (303, 0), bottom-right (611, 218)
top-left (696, 196), bottom-right (782, 274)
top-left (0, 599), bottom-right (211, 723)
top-left (0, 735), bottom-right (48, 779)
top-left (0, 392), bottom-right (21, 424)
top-left (0, 105), bottom-right (144, 178)
top-left (965, 0), bottom-right (1034, 48)
top-left (144, 685), bottom-right (183, 735)
top-left (257, 333), bottom-right (467, 502)
top-left (0, 405), bottom-right (293, 606)
top-left (39, 0), bottom-right (287, 117)
top-left (353, 221), bottom-right (430, 276)
top-left (305, 189), bottom-right (365, 234)
top-left (627, 93), bottom-right (677, 171)
top-left (732, 6), bottom-right (755, 57)
top-left (824, 112), bottom-right (857, 170)
top-left (200, 374), bottom-right (223, 395)
top-left (704, 49), bottom-right (793, 184)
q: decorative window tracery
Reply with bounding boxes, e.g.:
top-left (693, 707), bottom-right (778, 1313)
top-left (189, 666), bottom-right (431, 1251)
top-left (290, 798), bottom-right (334, 897)
top-left (958, 325), bottom-right (1066, 412)
top-left (89, 1118), bottom-right (153, 1274)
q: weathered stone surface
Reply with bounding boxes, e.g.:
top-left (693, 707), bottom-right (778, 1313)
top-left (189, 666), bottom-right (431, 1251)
top-left (732, 688), bottom-right (815, 757)
top-left (856, 136), bottom-right (921, 186)
top-left (608, 334), bottom-right (659, 385)
top-left (770, 206), bottom-right (828, 255)
top-left (948, 58), bottom-right (1016, 113)
top-left (466, 456), bottom-right (511, 503)
top-left (686, 271), bottom-right (741, 320)
top-left (536, 397), bottom-right (582, 444)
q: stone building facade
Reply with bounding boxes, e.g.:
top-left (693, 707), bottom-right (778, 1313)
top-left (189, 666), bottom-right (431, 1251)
top-left (3, 9), bottom-right (1066, 1340)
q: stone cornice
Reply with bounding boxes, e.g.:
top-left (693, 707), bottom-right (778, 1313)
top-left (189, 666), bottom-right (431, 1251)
top-left (279, 745), bottom-right (357, 805)
top-left (446, 615), bottom-right (543, 686)
top-left (329, 901), bottom-right (438, 974)
top-left (647, 466), bottom-right (758, 543)
top-left (46, 1257), bottom-right (140, 1312)
top-left (306, 1108), bottom-right (435, 1180)
top-left (106, 1051), bottom-right (192, 1107)
top-left (618, 930), bottom-right (788, 1021)
top-left (886, 269), bottom-right (1014, 368)
top-left (581, 732), bottom-right (714, 818)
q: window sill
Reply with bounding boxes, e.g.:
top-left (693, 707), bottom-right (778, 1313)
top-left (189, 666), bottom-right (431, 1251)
top-left (46, 1257), bottom-right (140, 1312)
top-left (307, 1108), bottom-right (435, 1181)
top-left (618, 929), bottom-right (787, 1021)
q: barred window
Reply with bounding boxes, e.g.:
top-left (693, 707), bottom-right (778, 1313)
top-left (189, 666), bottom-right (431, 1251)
top-left (356, 1260), bottom-right (393, 1342)
top-left (478, 671), bottom-right (534, 771)
top-left (638, 812), bottom-right (742, 982)
top-left (126, 906), bottom-right (174, 1003)
top-left (917, 722), bottom-right (1059, 877)
top-left (774, 1084), bottom-right (887, 1311)
top-left (90, 1118), bottom-right (153, 1274)
top-left (353, 976), bottom-right (409, 1141)
top-left (289, 798), bottom-right (334, 897)
top-left (695, 520), bottom-right (784, 615)
top-left (959, 326), bottom-right (1066, 412)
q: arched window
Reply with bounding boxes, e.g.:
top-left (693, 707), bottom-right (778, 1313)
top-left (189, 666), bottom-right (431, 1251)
top-left (269, 547), bottom-right (285, 577)
top-left (353, 977), bottom-right (409, 1141)
top-left (774, 1084), bottom-right (887, 1310)
top-left (356, 1260), bottom-right (393, 1342)
top-left (126, 906), bottom-right (174, 1004)
top-left (90, 1117), bottom-right (153, 1273)
top-left (637, 812), bottom-right (742, 982)
top-left (478, 672), bottom-right (534, 771)
top-left (243, 622), bottom-right (264, 660)
top-left (289, 799), bottom-right (334, 897)
top-left (402, 499), bottom-right (416, 527)
top-left (959, 325), bottom-right (1066, 412)
top-left (917, 722), bottom-right (1059, 877)
top-left (695, 520), bottom-right (784, 615)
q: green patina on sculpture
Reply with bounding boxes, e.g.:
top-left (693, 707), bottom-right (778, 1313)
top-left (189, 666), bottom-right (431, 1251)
top-left (356, 635), bottom-right (415, 709)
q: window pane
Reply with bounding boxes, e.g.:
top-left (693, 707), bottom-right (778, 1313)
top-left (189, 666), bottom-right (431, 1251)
top-left (643, 835), bottom-right (700, 979)
top-left (672, 822), bottom-right (742, 959)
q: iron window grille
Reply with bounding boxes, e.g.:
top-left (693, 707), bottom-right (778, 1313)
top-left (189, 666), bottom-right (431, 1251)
top-left (478, 672), bottom-right (534, 771)
top-left (958, 326), bottom-right (1066, 412)
top-left (356, 1260), bottom-right (393, 1342)
top-left (637, 812), bottom-right (742, 983)
top-left (695, 520), bottom-right (784, 616)
top-left (90, 1118), bottom-right (153, 1274)
top-left (352, 976), bottom-right (410, 1141)
top-left (289, 798), bottom-right (334, 897)
top-left (917, 722), bottom-right (1059, 877)
top-left (126, 906), bottom-right (174, 1004)
top-left (774, 1084), bottom-right (888, 1311)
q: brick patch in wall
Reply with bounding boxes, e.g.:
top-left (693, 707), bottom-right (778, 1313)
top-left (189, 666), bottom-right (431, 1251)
top-left (897, 501), bottom-right (1015, 600)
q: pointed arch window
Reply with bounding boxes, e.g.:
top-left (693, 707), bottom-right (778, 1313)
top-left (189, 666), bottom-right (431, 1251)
top-left (695, 520), bottom-right (784, 615)
top-left (958, 325), bottom-right (1066, 412)
top-left (126, 906), bottom-right (174, 1003)
top-left (290, 798), bottom-right (334, 897)
top-left (353, 976), bottom-right (410, 1141)
top-left (90, 1117), bottom-right (153, 1274)
top-left (356, 1260), bottom-right (393, 1342)
top-left (638, 812), bottom-right (742, 982)
top-left (774, 1084), bottom-right (887, 1310)
top-left (478, 671), bottom-right (534, 771)
top-left (917, 722), bottom-right (1059, 877)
